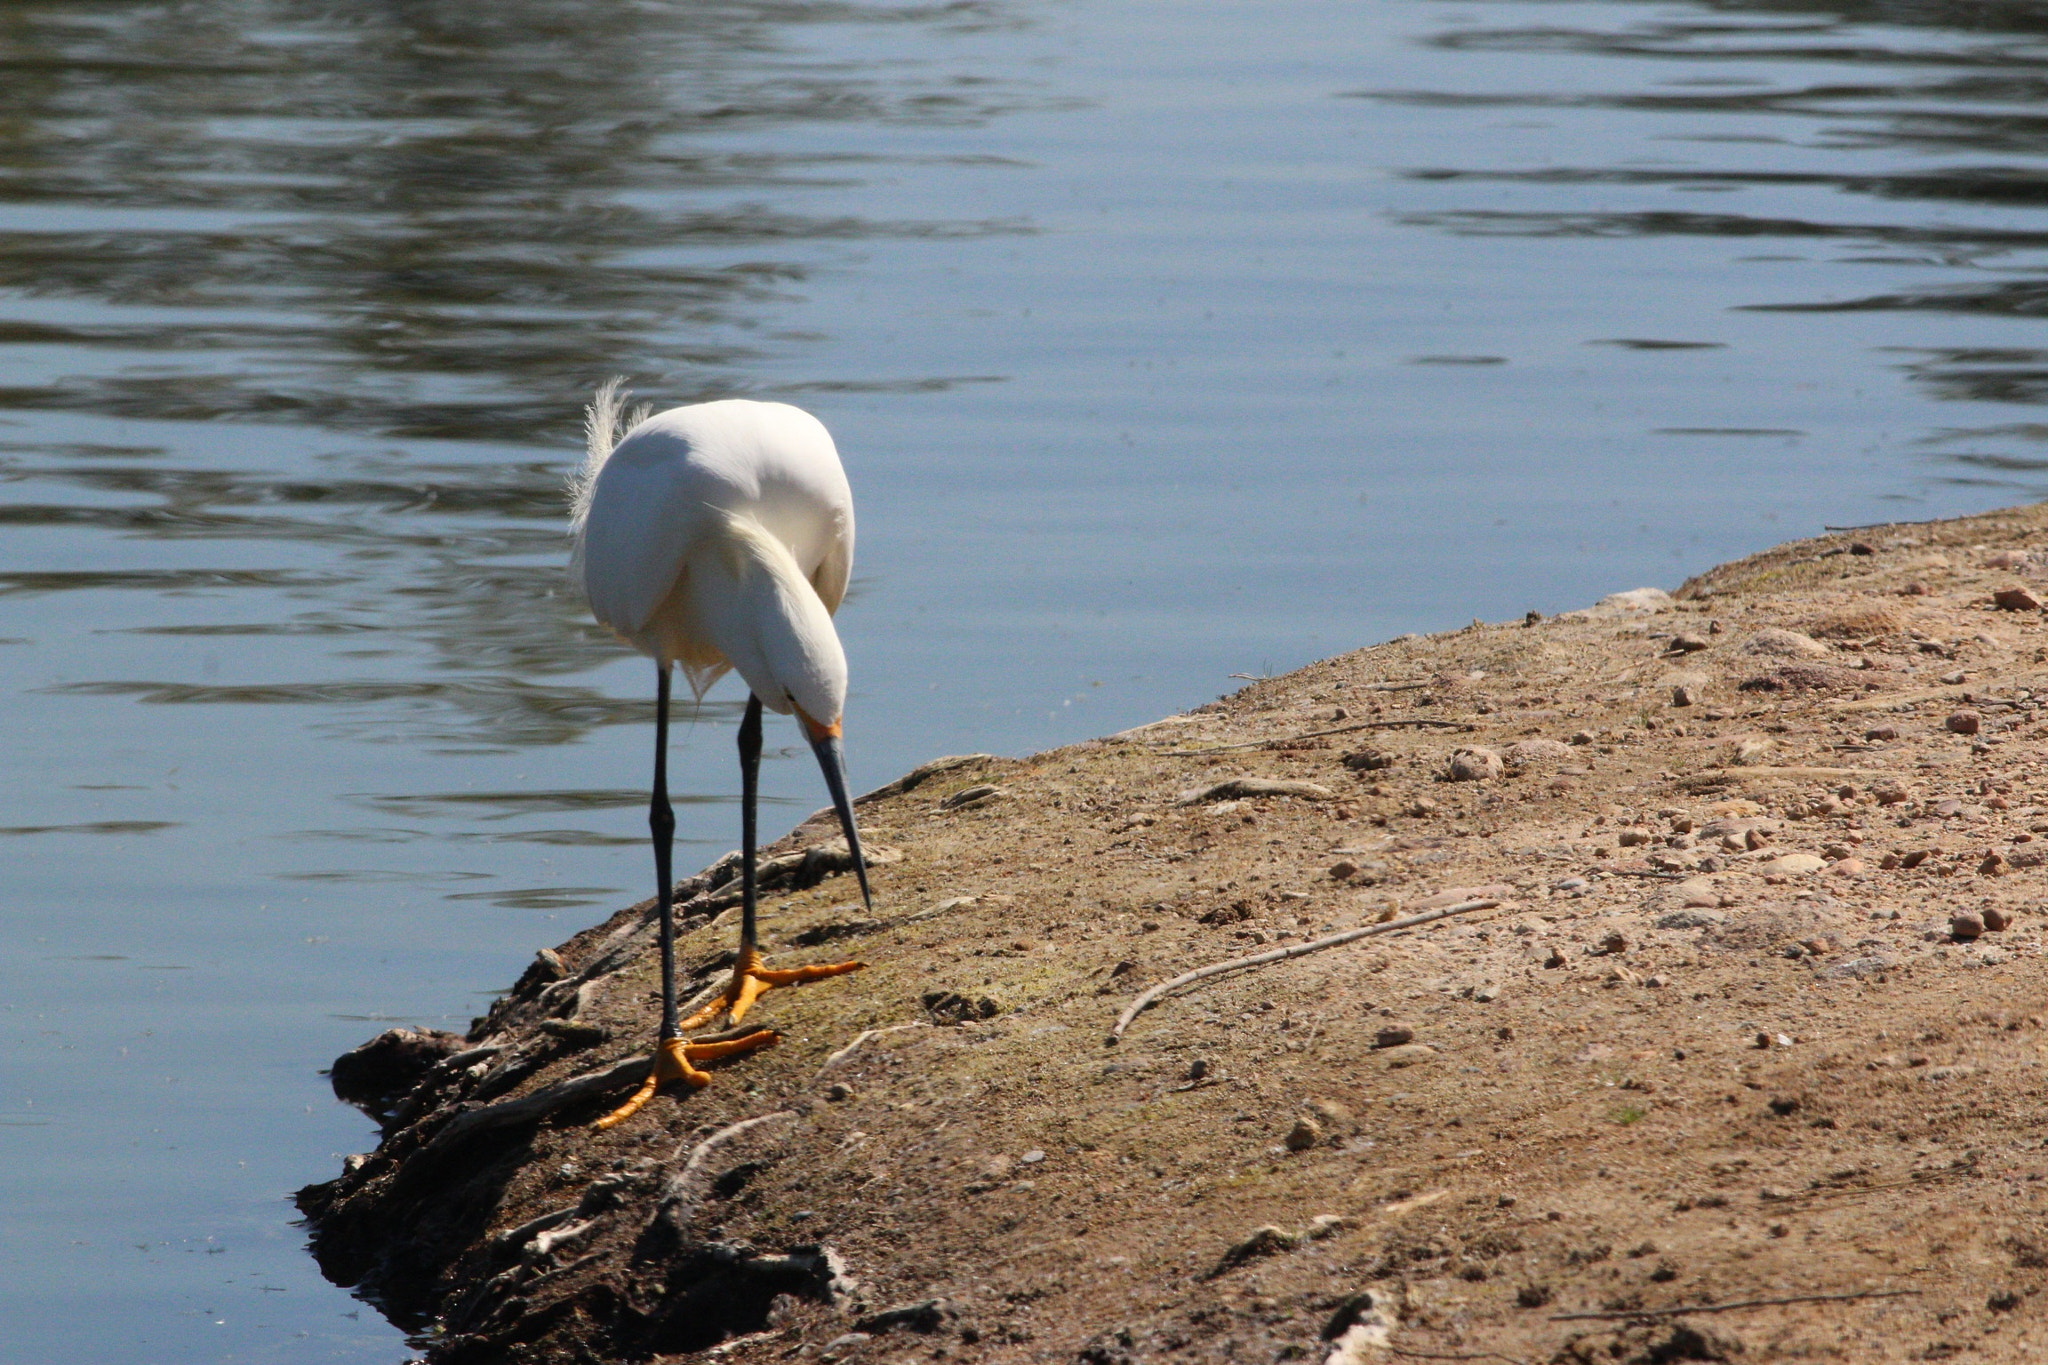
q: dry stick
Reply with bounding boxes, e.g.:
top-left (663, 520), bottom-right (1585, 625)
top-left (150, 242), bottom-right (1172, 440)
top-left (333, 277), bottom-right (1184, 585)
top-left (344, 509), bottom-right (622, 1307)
top-left (817, 1022), bottom-right (929, 1075)
top-left (1160, 717), bottom-right (1476, 757)
top-left (1550, 1288), bottom-right (1920, 1323)
top-left (661, 1111), bottom-right (799, 1206)
top-left (1391, 1349), bottom-right (1529, 1365)
top-left (1107, 899), bottom-right (1499, 1043)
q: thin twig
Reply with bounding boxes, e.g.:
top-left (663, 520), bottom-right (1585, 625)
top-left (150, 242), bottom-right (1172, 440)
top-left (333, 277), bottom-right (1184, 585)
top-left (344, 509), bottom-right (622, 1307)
top-left (1107, 899), bottom-right (1499, 1042)
top-left (658, 1111), bottom-right (799, 1218)
top-left (1160, 718), bottom-right (1476, 757)
top-left (1550, 1288), bottom-right (1919, 1322)
top-left (817, 1022), bottom-right (930, 1075)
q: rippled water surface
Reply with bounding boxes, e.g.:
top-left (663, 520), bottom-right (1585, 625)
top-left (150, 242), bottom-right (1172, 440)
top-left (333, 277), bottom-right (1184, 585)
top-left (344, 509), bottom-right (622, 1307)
top-left (8, 0), bottom-right (2048, 1357)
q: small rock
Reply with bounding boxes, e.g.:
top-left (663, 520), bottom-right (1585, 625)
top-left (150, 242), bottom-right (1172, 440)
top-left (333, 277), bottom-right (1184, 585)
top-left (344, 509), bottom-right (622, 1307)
top-left (939, 783), bottom-right (1005, 811)
top-left (1947, 710), bottom-right (1981, 736)
top-left (1188, 1058), bottom-right (1213, 1080)
top-left (1515, 1284), bottom-right (1553, 1309)
top-left (1020, 1149), bottom-right (1046, 1164)
top-left (1675, 879), bottom-right (1721, 908)
top-left (826, 1082), bottom-right (854, 1102)
top-left (1329, 860), bottom-right (1361, 881)
top-left (1596, 929), bottom-right (1630, 955)
top-left (1762, 853), bottom-right (1826, 874)
top-left (1284, 1118), bottom-right (1323, 1152)
top-left (1307, 1213), bottom-right (1346, 1239)
top-left (1216, 1225), bottom-right (1300, 1271)
top-left (1668, 635), bottom-right (1710, 656)
top-left (1824, 954), bottom-right (1893, 980)
top-left (1980, 852), bottom-right (2007, 876)
top-left (1743, 627), bottom-right (1829, 659)
top-left (1447, 747), bottom-right (1504, 782)
top-left (1176, 777), bottom-right (1332, 805)
top-left (1646, 974), bottom-right (1670, 988)
top-left (1993, 587), bottom-right (2041, 611)
top-left (1505, 738), bottom-right (1573, 769)
top-left (1951, 912), bottom-right (1985, 941)
top-left (1342, 748), bottom-right (1397, 771)
top-left (1617, 828), bottom-right (1652, 847)
top-left (1373, 1024), bottom-right (1416, 1049)
top-left (1379, 1042), bottom-right (1438, 1068)
top-left (1828, 857), bottom-right (1867, 876)
top-left (1984, 907), bottom-right (2013, 931)
top-left (1672, 683), bottom-right (1697, 706)
top-left (1569, 730), bottom-right (1598, 745)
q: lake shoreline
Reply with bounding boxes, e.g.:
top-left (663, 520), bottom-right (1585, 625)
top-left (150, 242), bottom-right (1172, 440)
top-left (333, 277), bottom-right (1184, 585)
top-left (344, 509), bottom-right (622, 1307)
top-left (302, 502), bottom-right (2048, 1363)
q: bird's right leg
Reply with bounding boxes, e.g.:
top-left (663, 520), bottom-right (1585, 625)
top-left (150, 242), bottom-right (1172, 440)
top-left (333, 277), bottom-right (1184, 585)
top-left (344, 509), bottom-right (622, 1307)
top-left (682, 695), bottom-right (862, 1029)
top-left (598, 667), bottom-right (772, 1129)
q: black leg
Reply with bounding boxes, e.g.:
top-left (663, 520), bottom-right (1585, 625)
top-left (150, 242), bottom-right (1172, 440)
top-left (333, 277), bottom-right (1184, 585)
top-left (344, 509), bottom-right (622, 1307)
top-left (737, 693), bottom-right (763, 958)
top-left (652, 667), bottom-right (678, 1042)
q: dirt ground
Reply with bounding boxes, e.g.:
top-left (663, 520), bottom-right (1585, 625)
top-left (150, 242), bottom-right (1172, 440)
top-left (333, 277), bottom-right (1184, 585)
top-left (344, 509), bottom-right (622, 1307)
top-left (303, 504), bottom-right (2048, 1365)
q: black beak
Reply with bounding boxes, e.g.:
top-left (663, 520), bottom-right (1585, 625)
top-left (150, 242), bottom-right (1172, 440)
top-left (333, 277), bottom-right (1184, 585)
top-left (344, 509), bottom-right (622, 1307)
top-left (809, 730), bottom-right (872, 911)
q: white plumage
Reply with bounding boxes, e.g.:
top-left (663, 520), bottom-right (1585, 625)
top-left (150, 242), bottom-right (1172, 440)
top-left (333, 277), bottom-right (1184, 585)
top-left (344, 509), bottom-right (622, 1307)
top-left (572, 383), bottom-right (855, 729)
top-left (570, 380), bottom-right (873, 1125)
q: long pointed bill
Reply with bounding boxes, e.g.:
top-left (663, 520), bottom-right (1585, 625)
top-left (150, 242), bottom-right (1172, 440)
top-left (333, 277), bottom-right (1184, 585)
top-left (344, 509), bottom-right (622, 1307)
top-left (804, 721), bottom-right (872, 912)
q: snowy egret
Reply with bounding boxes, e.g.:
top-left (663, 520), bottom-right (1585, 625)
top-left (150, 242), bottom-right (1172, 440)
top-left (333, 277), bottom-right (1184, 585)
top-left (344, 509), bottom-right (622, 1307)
top-left (569, 381), bottom-right (871, 1127)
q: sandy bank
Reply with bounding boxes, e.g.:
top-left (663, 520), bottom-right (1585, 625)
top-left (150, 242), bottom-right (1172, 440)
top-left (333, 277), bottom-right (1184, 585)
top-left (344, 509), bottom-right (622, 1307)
top-left (303, 504), bottom-right (2048, 1364)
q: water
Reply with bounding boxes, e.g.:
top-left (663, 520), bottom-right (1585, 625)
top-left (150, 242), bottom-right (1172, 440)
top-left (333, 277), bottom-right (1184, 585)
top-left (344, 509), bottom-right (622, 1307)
top-left (5, 0), bottom-right (2048, 1357)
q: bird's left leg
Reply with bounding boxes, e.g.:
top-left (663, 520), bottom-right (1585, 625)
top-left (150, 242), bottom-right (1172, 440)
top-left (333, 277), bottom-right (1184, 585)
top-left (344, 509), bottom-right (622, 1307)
top-left (680, 695), bottom-right (863, 1030)
top-left (598, 667), bottom-right (774, 1129)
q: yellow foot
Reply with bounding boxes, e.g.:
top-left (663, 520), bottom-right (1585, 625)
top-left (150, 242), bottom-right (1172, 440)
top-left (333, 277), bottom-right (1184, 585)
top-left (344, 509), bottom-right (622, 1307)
top-left (594, 1029), bottom-right (777, 1129)
top-left (678, 946), bottom-right (865, 1030)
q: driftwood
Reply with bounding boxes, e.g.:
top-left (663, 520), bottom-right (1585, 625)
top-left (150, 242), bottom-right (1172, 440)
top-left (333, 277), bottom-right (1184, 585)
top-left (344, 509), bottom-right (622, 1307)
top-left (1160, 717), bottom-right (1476, 757)
top-left (816, 1022), bottom-right (930, 1075)
top-left (1550, 1288), bottom-right (1919, 1322)
top-left (1108, 898), bottom-right (1500, 1043)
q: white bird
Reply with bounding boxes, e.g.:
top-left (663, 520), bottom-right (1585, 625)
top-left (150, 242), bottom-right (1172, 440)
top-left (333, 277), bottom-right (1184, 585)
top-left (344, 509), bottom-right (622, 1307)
top-left (569, 380), bottom-right (871, 1128)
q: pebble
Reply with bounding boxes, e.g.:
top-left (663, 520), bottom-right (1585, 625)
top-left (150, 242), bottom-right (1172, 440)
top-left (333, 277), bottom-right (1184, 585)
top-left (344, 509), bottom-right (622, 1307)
top-left (1329, 860), bottom-right (1361, 881)
top-left (1342, 748), bottom-right (1397, 771)
top-left (1447, 746), bottom-right (1504, 782)
top-left (1373, 1024), bottom-right (1416, 1049)
top-left (1378, 1043), bottom-right (1438, 1068)
top-left (1951, 912), bottom-right (1985, 941)
top-left (1307, 1213), bottom-right (1347, 1239)
top-left (1505, 738), bottom-right (1573, 769)
top-left (1947, 710), bottom-right (1982, 736)
top-left (1743, 627), bottom-right (1829, 658)
top-left (1993, 587), bottom-right (2042, 611)
top-left (1984, 907), bottom-right (2013, 931)
top-left (1671, 683), bottom-right (1698, 707)
top-left (1021, 1149), bottom-right (1046, 1164)
top-left (1822, 955), bottom-right (1892, 980)
top-left (1828, 857), bottom-right (1867, 876)
top-left (1569, 730), bottom-right (1598, 745)
top-left (826, 1083), bottom-right (854, 1102)
top-left (1668, 635), bottom-right (1710, 655)
top-left (1284, 1118), bottom-right (1323, 1152)
top-left (1617, 828), bottom-right (1653, 847)
top-left (1674, 879), bottom-right (1722, 908)
top-left (1763, 853), bottom-right (1826, 874)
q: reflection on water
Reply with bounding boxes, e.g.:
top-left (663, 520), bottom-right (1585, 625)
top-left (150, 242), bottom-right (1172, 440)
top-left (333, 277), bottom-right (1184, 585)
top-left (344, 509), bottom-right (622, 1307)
top-left (8, 0), bottom-right (2048, 1358)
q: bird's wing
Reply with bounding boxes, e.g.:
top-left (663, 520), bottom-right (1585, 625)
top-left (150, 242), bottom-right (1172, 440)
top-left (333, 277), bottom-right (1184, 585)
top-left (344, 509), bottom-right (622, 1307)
top-left (577, 429), bottom-right (717, 636)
